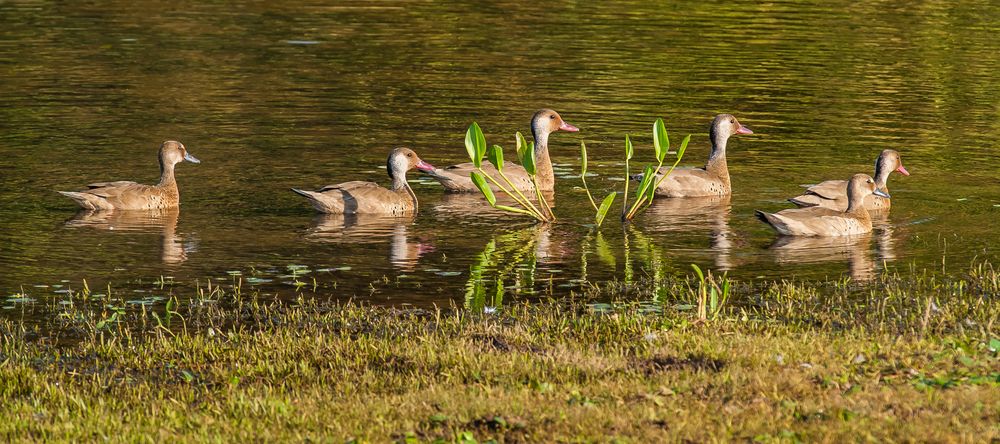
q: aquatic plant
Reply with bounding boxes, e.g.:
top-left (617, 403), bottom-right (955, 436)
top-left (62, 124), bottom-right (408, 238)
top-left (621, 118), bottom-right (689, 221)
top-left (466, 123), bottom-right (554, 222)
top-left (579, 141), bottom-right (616, 227)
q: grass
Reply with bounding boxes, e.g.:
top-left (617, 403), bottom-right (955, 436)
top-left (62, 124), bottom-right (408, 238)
top-left (1, 264), bottom-right (998, 442)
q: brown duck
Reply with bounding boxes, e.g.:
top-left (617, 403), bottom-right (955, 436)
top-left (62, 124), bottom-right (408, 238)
top-left (644, 114), bottom-right (752, 197)
top-left (424, 109), bottom-right (579, 192)
top-left (292, 148), bottom-right (435, 215)
top-left (58, 141), bottom-right (200, 211)
top-left (789, 149), bottom-right (909, 211)
top-left (756, 174), bottom-right (890, 236)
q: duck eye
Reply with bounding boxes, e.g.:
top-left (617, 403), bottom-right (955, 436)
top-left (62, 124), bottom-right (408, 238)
top-left (550, 115), bottom-right (556, 119)
top-left (729, 119), bottom-right (735, 124)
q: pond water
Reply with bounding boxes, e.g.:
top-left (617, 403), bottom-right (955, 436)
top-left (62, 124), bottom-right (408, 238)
top-left (2, 1), bottom-right (999, 317)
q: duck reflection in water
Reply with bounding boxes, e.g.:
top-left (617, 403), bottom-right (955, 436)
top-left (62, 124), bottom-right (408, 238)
top-left (637, 195), bottom-right (735, 270)
top-left (768, 234), bottom-right (876, 282)
top-left (306, 214), bottom-right (433, 271)
top-left (64, 208), bottom-right (192, 266)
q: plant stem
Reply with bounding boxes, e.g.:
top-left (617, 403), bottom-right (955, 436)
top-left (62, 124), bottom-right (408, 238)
top-left (478, 168), bottom-right (545, 220)
top-left (531, 176), bottom-right (555, 222)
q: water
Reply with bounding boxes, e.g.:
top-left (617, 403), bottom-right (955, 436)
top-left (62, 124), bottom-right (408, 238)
top-left (2, 1), bottom-right (1000, 317)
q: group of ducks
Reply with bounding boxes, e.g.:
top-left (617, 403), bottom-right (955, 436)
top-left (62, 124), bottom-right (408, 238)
top-left (58, 109), bottom-right (908, 237)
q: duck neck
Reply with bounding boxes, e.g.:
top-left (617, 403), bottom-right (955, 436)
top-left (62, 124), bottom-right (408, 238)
top-left (532, 128), bottom-right (555, 191)
top-left (704, 132), bottom-right (729, 180)
top-left (845, 184), bottom-right (868, 215)
top-left (873, 162), bottom-right (891, 191)
top-left (157, 158), bottom-right (178, 189)
top-left (391, 171), bottom-right (418, 211)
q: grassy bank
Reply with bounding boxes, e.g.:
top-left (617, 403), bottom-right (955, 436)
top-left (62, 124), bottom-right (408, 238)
top-left (1, 265), bottom-right (998, 442)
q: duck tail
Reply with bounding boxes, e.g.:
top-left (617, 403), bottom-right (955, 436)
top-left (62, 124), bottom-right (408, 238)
top-left (57, 191), bottom-right (103, 211)
top-left (788, 195), bottom-right (820, 208)
top-left (290, 188), bottom-right (315, 199)
top-left (755, 210), bottom-right (793, 236)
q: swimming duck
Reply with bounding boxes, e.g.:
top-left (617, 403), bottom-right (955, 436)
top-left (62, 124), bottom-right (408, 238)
top-left (58, 140), bottom-right (200, 211)
top-left (641, 114), bottom-right (752, 197)
top-left (423, 109), bottom-right (579, 192)
top-left (789, 149), bottom-right (909, 211)
top-left (755, 174), bottom-right (889, 237)
top-left (292, 147), bottom-right (435, 215)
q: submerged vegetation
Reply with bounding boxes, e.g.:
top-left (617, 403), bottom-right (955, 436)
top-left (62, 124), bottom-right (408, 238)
top-left (1, 262), bottom-right (997, 442)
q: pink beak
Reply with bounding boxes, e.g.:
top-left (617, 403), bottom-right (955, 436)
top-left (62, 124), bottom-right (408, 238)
top-left (559, 121), bottom-right (580, 132)
top-left (736, 125), bottom-right (753, 135)
top-left (416, 160), bottom-right (436, 172)
top-left (896, 165), bottom-right (910, 176)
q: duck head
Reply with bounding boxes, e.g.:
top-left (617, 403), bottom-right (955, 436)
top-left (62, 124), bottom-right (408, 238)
top-left (848, 173), bottom-right (890, 207)
top-left (387, 147), bottom-right (435, 179)
top-left (709, 114), bottom-right (753, 146)
top-left (875, 149), bottom-right (909, 182)
top-left (159, 140), bottom-right (199, 167)
top-left (531, 109), bottom-right (579, 143)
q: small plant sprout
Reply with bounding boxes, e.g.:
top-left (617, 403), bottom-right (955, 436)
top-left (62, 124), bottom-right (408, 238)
top-left (621, 118), bottom-right (690, 221)
top-left (579, 141), bottom-right (617, 227)
top-left (466, 122), bottom-right (554, 222)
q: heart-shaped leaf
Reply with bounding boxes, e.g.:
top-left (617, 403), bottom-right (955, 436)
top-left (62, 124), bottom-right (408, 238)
top-left (635, 165), bottom-right (655, 198)
top-left (625, 135), bottom-right (633, 161)
top-left (595, 192), bottom-right (616, 226)
top-left (653, 118), bottom-right (669, 163)
top-left (470, 171), bottom-right (496, 206)
top-left (519, 138), bottom-right (536, 176)
top-left (488, 145), bottom-right (504, 172)
top-left (465, 122), bottom-right (486, 168)
top-left (677, 134), bottom-right (691, 160)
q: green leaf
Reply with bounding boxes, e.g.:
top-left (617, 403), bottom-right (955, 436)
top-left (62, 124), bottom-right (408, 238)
top-left (521, 142), bottom-right (536, 176)
top-left (625, 134), bottom-right (633, 161)
top-left (677, 134), bottom-right (691, 160)
top-left (465, 122), bottom-right (486, 168)
top-left (636, 165), bottom-right (655, 198)
top-left (470, 172), bottom-right (496, 206)
top-left (488, 145), bottom-right (504, 172)
top-left (596, 192), bottom-right (616, 226)
top-left (580, 142), bottom-right (588, 177)
top-left (653, 118), bottom-right (669, 163)
top-left (515, 131), bottom-right (536, 175)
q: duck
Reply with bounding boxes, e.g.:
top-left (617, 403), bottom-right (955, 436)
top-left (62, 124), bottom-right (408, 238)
top-left (789, 149), bottom-right (909, 211)
top-left (291, 147), bottom-right (435, 215)
top-left (755, 174), bottom-right (889, 237)
top-left (58, 140), bottom-right (200, 211)
top-left (423, 109), bottom-right (579, 192)
top-left (640, 114), bottom-right (752, 197)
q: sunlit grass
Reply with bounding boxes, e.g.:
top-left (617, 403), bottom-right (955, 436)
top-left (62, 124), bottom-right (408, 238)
top-left (0, 264), bottom-right (997, 442)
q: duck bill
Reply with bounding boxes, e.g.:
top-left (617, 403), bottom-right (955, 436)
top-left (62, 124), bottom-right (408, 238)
top-left (872, 189), bottom-right (891, 199)
top-left (736, 125), bottom-right (753, 135)
top-left (896, 165), bottom-right (910, 176)
top-left (184, 152), bottom-right (201, 164)
top-left (415, 160), bottom-right (436, 172)
top-left (559, 121), bottom-right (580, 132)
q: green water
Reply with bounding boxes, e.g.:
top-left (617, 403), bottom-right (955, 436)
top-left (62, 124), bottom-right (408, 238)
top-left (2, 1), bottom-right (999, 316)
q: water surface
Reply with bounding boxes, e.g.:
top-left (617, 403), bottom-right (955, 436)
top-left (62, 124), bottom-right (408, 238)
top-left (2, 1), bottom-right (999, 317)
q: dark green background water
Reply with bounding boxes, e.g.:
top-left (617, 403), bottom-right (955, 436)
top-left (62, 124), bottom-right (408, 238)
top-left (2, 1), bottom-right (999, 313)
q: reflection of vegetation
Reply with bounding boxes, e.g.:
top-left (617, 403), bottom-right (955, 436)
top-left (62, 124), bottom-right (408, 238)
top-left (465, 227), bottom-right (541, 310)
